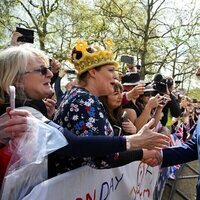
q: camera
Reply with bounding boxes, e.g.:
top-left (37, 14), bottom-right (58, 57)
top-left (16, 27), bottom-right (34, 43)
top-left (153, 74), bottom-right (173, 94)
top-left (160, 96), bottom-right (168, 105)
top-left (153, 81), bottom-right (167, 94)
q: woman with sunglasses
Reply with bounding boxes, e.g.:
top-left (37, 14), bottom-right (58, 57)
top-left (0, 45), bottom-right (169, 178)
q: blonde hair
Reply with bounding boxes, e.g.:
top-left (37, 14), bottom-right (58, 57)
top-left (0, 46), bottom-right (48, 104)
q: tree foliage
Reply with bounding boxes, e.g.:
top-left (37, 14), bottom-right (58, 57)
top-left (0, 0), bottom-right (200, 92)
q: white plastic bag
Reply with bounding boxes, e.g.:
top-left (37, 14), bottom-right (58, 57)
top-left (0, 112), bottom-right (12, 147)
top-left (0, 116), bottom-right (68, 200)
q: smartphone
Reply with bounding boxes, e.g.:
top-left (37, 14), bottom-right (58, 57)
top-left (9, 86), bottom-right (16, 110)
top-left (120, 55), bottom-right (134, 65)
top-left (16, 27), bottom-right (34, 43)
top-left (122, 111), bottom-right (129, 122)
top-left (65, 69), bottom-right (76, 74)
top-left (113, 125), bottom-right (122, 136)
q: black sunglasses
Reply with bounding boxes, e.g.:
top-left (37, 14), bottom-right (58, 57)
top-left (25, 66), bottom-right (50, 75)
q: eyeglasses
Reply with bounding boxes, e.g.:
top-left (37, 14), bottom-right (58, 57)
top-left (25, 66), bottom-right (50, 76)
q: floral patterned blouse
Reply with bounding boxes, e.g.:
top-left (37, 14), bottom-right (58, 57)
top-left (53, 86), bottom-right (115, 172)
top-left (54, 86), bottom-right (114, 137)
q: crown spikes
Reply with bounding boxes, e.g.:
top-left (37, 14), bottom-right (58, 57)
top-left (71, 38), bottom-right (118, 76)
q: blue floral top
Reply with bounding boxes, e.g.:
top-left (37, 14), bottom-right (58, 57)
top-left (53, 86), bottom-right (115, 172)
top-left (54, 86), bottom-right (114, 137)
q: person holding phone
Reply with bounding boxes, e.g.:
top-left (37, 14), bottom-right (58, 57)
top-left (10, 31), bottom-right (24, 46)
top-left (99, 80), bottom-right (136, 136)
top-left (99, 80), bottom-right (150, 167)
top-left (10, 27), bottom-right (34, 47)
top-left (120, 55), bottom-right (138, 73)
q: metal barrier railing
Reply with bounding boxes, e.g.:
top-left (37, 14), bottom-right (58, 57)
top-left (164, 163), bottom-right (199, 200)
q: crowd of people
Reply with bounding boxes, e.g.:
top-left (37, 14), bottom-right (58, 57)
top-left (0, 32), bottom-right (200, 199)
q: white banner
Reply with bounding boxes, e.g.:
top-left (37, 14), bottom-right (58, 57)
top-left (23, 161), bottom-right (159, 200)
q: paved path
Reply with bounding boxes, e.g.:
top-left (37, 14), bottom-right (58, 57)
top-left (162, 160), bottom-right (198, 200)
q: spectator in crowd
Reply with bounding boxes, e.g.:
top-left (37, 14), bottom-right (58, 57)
top-left (153, 74), bottom-right (182, 127)
top-left (53, 38), bottom-right (169, 172)
top-left (121, 72), bottom-right (145, 106)
top-left (126, 63), bottom-right (138, 73)
top-left (143, 66), bottom-right (200, 199)
top-left (99, 79), bottom-right (137, 135)
top-left (122, 73), bottom-right (167, 131)
top-left (49, 58), bottom-right (61, 86)
top-left (0, 45), bottom-right (169, 179)
top-left (134, 84), bottom-right (168, 131)
top-left (99, 80), bottom-right (157, 168)
top-left (54, 67), bottom-right (77, 107)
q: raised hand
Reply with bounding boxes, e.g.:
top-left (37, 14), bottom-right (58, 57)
top-left (10, 31), bottom-right (24, 46)
top-left (50, 58), bottom-right (61, 74)
top-left (43, 98), bottom-right (56, 119)
top-left (125, 118), bottom-right (170, 150)
top-left (126, 82), bottom-right (145, 100)
top-left (122, 120), bottom-right (137, 134)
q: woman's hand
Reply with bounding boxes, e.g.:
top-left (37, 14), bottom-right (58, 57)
top-left (125, 118), bottom-right (170, 150)
top-left (122, 120), bottom-right (137, 134)
top-left (10, 31), bottom-right (24, 46)
top-left (0, 109), bottom-right (32, 139)
top-left (43, 98), bottom-right (56, 119)
top-left (126, 83), bottom-right (145, 100)
top-left (50, 58), bottom-right (61, 74)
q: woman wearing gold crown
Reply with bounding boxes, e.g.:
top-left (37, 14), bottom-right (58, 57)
top-left (53, 38), bottom-right (170, 172)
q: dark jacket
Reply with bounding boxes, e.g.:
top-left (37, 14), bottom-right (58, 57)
top-left (162, 118), bottom-right (200, 199)
top-left (161, 93), bottom-right (182, 126)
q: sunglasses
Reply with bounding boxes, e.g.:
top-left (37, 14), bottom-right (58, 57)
top-left (25, 66), bottom-right (50, 75)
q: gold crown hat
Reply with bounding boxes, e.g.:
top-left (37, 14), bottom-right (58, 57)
top-left (70, 38), bottom-right (118, 76)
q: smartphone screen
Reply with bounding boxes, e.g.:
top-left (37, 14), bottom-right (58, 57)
top-left (16, 27), bottom-right (34, 43)
top-left (122, 111), bottom-right (129, 122)
top-left (120, 55), bottom-right (134, 65)
top-left (113, 125), bottom-right (122, 136)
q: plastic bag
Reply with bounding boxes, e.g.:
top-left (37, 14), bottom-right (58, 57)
top-left (0, 116), bottom-right (68, 200)
top-left (0, 112), bottom-right (13, 146)
top-left (0, 112), bottom-right (13, 186)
